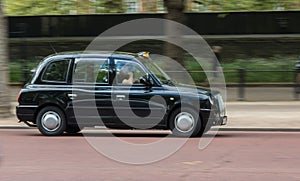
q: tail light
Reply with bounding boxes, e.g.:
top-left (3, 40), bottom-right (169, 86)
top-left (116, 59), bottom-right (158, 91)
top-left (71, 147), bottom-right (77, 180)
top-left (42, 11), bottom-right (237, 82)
top-left (17, 90), bottom-right (22, 102)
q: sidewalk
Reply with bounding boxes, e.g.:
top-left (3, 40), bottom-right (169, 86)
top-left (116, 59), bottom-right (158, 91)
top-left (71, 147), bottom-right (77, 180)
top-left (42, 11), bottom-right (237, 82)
top-left (1, 87), bottom-right (300, 131)
top-left (223, 101), bottom-right (300, 131)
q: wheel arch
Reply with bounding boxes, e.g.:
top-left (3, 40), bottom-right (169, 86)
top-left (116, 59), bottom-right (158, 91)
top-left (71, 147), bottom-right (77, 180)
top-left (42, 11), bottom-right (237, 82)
top-left (34, 103), bottom-right (67, 124)
top-left (166, 102), bottom-right (204, 129)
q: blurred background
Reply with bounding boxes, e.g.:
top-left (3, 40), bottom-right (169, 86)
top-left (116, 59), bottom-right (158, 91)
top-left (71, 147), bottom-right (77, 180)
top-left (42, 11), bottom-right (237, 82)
top-left (1, 0), bottom-right (300, 105)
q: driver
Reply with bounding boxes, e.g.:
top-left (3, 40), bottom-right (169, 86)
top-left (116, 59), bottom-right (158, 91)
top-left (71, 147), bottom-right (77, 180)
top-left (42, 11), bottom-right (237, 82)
top-left (119, 63), bottom-right (135, 85)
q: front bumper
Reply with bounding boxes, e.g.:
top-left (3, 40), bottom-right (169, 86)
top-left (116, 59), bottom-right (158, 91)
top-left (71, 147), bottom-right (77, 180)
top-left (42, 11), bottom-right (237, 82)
top-left (208, 115), bottom-right (227, 126)
top-left (209, 93), bottom-right (227, 126)
top-left (217, 116), bottom-right (227, 125)
top-left (221, 116), bottom-right (228, 125)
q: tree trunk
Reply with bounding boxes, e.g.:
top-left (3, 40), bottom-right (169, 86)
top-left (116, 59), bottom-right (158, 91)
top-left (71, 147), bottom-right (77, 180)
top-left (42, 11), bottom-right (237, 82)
top-left (0, 0), bottom-right (11, 118)
top-left (164, 0), bottom-right (185, 65)
top-left (163, 0), bottom-right (186, 83)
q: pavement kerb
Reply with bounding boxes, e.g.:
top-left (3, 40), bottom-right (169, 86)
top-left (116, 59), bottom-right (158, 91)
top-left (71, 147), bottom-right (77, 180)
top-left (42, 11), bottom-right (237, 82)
top-left (225, 101), bottom-right (300, 106)
top-left (0, 125), bottom-right (33, 129)
top-left (218, 127), bottom-right (300, 132)
top-left (1, 124), bottom-right (300, 132)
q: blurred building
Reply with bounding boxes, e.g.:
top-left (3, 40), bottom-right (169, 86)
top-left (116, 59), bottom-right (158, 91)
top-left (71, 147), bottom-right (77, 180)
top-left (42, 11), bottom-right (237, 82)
top-left (124, 0), bottom-right (164, 13)
top-left (124, 0), bottom-right (203, 13)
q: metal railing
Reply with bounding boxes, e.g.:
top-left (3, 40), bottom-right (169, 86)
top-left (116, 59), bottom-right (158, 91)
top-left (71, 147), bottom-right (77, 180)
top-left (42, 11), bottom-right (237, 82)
top-left (166, 69), bottom-right (300, 101)
top-left (8, 68), bottom-right (300, 101)
top-left (234, 69), bottom-right (297, 100)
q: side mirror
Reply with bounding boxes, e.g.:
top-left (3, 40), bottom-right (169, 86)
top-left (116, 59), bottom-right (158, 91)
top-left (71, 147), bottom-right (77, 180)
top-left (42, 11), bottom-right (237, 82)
top-left (139, 74), bottom-right (152, 86)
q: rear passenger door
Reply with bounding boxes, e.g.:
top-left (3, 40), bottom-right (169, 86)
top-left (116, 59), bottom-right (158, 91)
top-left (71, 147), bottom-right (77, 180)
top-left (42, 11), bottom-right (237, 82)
top-left (71, 58), bottom-right (116, 126)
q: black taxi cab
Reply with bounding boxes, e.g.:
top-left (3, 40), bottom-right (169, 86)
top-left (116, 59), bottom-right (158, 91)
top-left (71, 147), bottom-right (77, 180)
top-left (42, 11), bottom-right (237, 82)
top-left (16, 51), bottom-right (227, 137)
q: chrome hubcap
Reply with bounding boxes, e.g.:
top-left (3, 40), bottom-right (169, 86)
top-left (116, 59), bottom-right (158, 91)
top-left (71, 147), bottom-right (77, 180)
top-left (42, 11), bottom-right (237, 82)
top-left (174, 112), bottom-right (195, 133)
top-left (41, 111), bottom-right (61, 132)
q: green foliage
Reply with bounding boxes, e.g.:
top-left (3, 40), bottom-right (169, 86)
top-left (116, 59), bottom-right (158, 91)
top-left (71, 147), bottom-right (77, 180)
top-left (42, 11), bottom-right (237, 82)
top-left (4, 0), bottom-right (73, 15)
top-left (197, 0), bottom-right (300, 11)
top-left (3, 0), bottom-right (125, 15)
top-left (9, 60), bottom-right (40, 82)
top-left (8, 56), bottom-right (298, 83)
top-left (94, 0), bottom-right (125, 13)
top-left (3, 0), bottom-right (300, 15)
top-left (184, 56), bottom-right (297, 83)
top-left (221, 56), bottom-right (296, 83)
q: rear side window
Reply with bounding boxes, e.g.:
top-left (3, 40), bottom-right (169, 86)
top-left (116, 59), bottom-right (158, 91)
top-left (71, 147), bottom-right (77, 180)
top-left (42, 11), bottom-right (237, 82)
top-left (73, 58), bottom-right (109, 84)
top-left (42, 59), bottom-right (70, 82)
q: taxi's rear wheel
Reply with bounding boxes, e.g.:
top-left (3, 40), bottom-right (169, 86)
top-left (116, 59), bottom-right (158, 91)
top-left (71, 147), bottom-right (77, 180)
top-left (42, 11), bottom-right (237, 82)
top-left (169, 107), bottom-right (203, 137)
top-left (36, 106), bottom-right (66, 136)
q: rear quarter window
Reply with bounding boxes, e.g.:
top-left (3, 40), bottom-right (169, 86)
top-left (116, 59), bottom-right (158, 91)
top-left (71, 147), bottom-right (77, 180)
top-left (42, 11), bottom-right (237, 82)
top-left (42, 59), bottom-right (70, 82)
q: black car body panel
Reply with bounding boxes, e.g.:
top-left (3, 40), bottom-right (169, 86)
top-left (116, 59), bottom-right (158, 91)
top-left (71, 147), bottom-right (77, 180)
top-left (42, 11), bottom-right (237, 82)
top-left (16, 52), bottom-right (227, 136)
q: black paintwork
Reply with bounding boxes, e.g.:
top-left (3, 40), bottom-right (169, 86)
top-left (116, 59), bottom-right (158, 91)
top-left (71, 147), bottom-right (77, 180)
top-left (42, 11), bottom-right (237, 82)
top-left (16, 52), bottom-right (225, 130)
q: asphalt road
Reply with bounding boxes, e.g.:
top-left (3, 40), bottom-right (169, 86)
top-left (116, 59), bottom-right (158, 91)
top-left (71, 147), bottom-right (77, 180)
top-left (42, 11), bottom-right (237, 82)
top-left (1, 129), bottom-right (300, 181)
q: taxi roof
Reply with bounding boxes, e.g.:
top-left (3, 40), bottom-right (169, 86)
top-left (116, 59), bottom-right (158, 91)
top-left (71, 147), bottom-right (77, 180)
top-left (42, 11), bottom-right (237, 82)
top-left (45, 51), bottom-right (145, 61)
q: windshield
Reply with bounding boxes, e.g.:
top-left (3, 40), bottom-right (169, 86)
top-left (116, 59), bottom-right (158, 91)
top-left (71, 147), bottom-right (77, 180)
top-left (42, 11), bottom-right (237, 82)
top-left (138, 57), bottom-right (173, 85)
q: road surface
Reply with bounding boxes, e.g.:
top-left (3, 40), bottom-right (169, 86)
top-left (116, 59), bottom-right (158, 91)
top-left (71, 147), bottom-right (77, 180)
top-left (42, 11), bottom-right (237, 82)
top-left (1, 129), bottom-right (300, 181)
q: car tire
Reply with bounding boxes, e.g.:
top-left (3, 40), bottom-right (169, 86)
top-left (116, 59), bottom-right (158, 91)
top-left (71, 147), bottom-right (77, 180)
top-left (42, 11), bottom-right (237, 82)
top-left (65, 125), bottom-right (81, 134)
top-left (36, 106), bottom-right (66, 136)
top-left (169, 107), bottom-right (203, 137)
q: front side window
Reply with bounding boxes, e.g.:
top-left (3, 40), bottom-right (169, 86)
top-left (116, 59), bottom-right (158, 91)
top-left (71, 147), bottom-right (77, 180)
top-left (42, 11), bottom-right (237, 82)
top-left (73, 58), bottom-right (109, 84)
top-left (115, 60), bottom-right (147, 85)
top-left (42, 59), bottom-right (70, 82)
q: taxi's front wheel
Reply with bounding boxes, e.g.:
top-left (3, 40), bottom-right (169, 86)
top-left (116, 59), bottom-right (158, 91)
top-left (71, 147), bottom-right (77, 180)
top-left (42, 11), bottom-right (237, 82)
top-left (169, 107), bottom-right (203, 137)
top-left (36, 106), bottom-right (66, 136)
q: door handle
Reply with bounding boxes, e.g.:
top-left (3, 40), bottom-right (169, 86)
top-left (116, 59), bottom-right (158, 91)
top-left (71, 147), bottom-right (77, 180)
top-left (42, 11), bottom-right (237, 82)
top-left (68, 93), bottom-right (77, 100)
top-left (116, 95), bottom-right (126, 100)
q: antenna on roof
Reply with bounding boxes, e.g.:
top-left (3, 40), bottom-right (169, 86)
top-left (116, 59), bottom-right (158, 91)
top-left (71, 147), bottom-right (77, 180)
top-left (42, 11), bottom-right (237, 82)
top-left (49, 42), bottom-right (57, 54)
